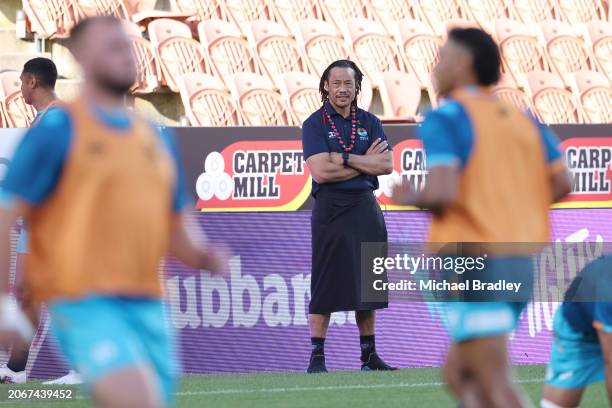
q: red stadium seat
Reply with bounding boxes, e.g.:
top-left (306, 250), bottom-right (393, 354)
top-left (123, 21), bottom-right (160, 94)
top-left (249, 20), bottom-right (313, 84)
top-left (525, 70), bottom-right (586, 123)
top-left (540, 20), bottom-right (598, 82)
top-left (558, 0), bottom-right (607, 23)
top-left (179, 72), bottom-right (245, 126)
top-left (319, 0), bottom-right (373, 35)
top-left (0, 71), bottom-right (36, 128)
top-left (225, 0), bottom-right (276, 34)
top-left (462, 0), bottom-right (510, 28)
top-left (378, 71), bottom-right (421, 118)
top-left (358, 75), bottom-right (373, 111)
top-left (22, 0), bottom-right (81, 38)
top-left (397, 19), bottom-right (442, 89)
top-left (230, 72), bottom-right (296, 125)
top-left (370, 0), bottom-right (424, 37)
top-left (148, 18), bottom-right (213, 92)
top-left (75, 0), bottom-right (129, 19)
top-left (198, 20), bottom-right (261, 81)
top-left (586, 20), bottom-right (612, 81)
top-left (346, 18), bottom-right (406, 87)
top-left (268, 0), bottom-right (326, 33)
top-left (495, 19), bottom-right (552, 85)
top-left (571, 70), bottom-right (612, 123)
top-left (296, 19), bottom-right (352, 75)
top-left (492, 74), bottom-right (532, 112)
top-left (507, 0), bottom-right (560, 24)
top-left (418, 0), bottom-right (463, 33)
top-left (169, 0), bottom-right (229, 21)
top-left (277, 71), bottom-right (320, 124)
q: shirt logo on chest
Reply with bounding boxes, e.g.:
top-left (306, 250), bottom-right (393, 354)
top-left (357, 127), bottom-right (368, 141)
top-left (328, 131), bottom-right (337, 139)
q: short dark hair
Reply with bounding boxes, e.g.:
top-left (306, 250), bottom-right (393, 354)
top-left (69, 15), bottom-right (121, 46)
top-left (448, 28), bottom-right (501, 86)
top-left (22, 57), bottom-right (57, 89)
top-left (319, 59), bottom-right (363, 104)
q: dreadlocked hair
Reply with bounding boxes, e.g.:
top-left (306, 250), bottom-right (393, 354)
top-left (318, 59), bottom-right (363, 106)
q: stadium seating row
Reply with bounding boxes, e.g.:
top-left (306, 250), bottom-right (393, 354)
top-left (137, 17), bottom-right (612, 92)
top-left (2, 67), bottom-right (610, 127)
top-left (22, 0), bottom-right (611, 39)
top-left (176, 69), bottom-right (611, 126)
top-left (3, 0), bottom-right (610, 126)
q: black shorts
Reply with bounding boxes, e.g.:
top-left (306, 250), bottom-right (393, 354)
top-left (309, 188), bottom-right (389, 314)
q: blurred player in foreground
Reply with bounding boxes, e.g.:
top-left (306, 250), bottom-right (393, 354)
top-left (0, 16), bottom-right (227, 407)
top-left (542, 254), bottom-right (612, 408)
top-left (392, 28), bottom-right (571, 407)
top-left (0, 57), bottom-right (65, 384)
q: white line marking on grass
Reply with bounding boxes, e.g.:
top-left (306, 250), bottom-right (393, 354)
top-left (175, 377), bottom-right (544, 397)
top-left (0, 377), bottom-right (545, 403)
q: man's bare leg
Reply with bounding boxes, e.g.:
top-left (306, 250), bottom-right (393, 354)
top-left (91, 364), bottom-right (164, 408)
top-left (443, 343), bottom-right (487, 408)
top-left (457, 335), bottom-right (532, 408)
top-left (355, 310), bottom-right (375, 336)
top-left (307, 313), bottom-right (330, 373)
top-left (309, 313), bottom-right (331, 338)
top-left (541, 384), bottom-right (583, 408)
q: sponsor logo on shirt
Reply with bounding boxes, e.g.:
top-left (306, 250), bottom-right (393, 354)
top-left (357, 127), bottom-right (368, 141)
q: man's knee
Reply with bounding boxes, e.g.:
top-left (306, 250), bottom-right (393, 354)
top-left (442, 361), bottom-right (462, 395)
top-left (91, 365), bottom-right (165, 408)
top-left (355, 310), bottom-right (375, 320)
top-left (309, 313), bottom-right (331, 337)
top-left (541, 384), bottom-right (583, 408)
top-left (458, 336), bottom-right (510, 386)
top-left (443, 345), bottom-right (463, 396)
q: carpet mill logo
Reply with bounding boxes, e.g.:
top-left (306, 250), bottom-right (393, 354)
top-left (194, 141), bottom-right (311, 211)
top-left (561, 137), bottom-right (612, 207)
top-left (196, 151), bottom-right (233, 201)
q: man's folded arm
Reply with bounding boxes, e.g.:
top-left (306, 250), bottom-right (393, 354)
top-left (306, 152), bottom-right (360, 183)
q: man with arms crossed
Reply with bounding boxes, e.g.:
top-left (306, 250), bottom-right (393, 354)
top-left (392, 28), bottom-right (571, 407)
top-left (302, 59), bottom-right (395, 374)
top-left (0, 16), bottom-right (226, 407)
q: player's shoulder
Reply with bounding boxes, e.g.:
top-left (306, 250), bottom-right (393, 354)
top-left (154, 125), bottom-right (177, 150)
top-left (35, 106), bottom-right (72, 129)
top-left (143, 121), bottom-right (181, 163)
top-left (356, 107), bottom-right (382, 127)
top-left (583, 254), bottom-right (612, 279)
top-left (302, 106), bottom-right (324, 130)
top-left (425, 99), bottom-right (468, 123)
top-left (419, 100), bottom-right (472, 143)
top-left (24, 107), bottom-right (72, 150)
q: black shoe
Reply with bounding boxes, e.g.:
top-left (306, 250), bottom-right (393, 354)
top-left (361, 352), bottom-right (397, 371)
top-left (307, 354), bottom-right (328, 373)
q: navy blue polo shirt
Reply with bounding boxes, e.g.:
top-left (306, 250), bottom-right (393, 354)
top-left (301, 101), bottom-right (391, 197)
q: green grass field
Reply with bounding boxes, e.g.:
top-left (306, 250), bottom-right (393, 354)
top-left (0, 365), bottom-right (607, 407)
